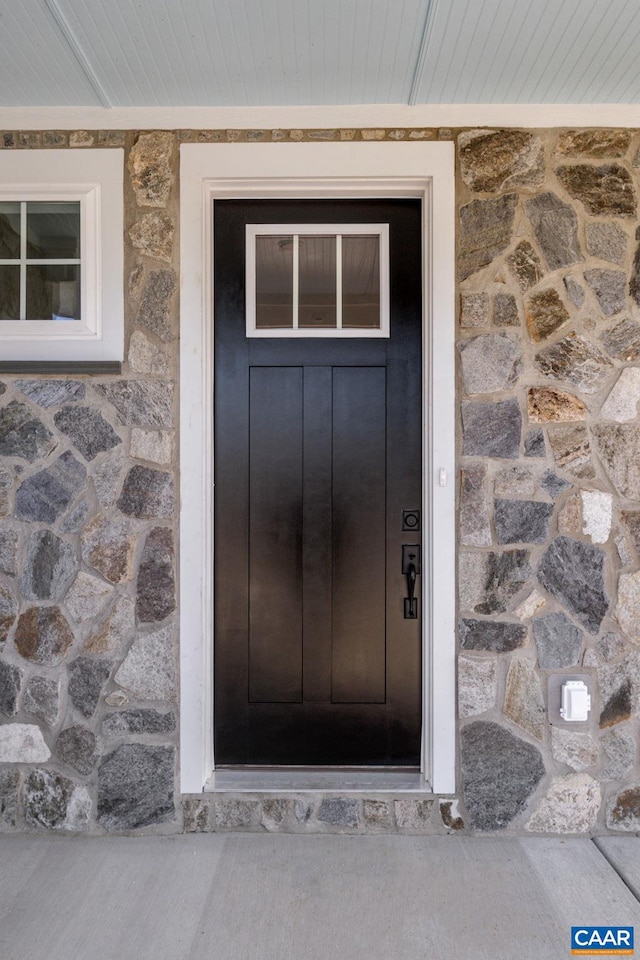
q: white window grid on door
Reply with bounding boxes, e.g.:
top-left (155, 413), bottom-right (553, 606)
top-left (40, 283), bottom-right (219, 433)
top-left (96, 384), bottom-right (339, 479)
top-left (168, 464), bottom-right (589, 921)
top-left (246, 222), bottom-right (389, 338)
top-left (0, 199), bottom-right (82, 322)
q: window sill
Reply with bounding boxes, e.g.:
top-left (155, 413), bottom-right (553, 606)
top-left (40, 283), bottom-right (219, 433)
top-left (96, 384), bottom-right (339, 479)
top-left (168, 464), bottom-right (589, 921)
top-left (0, 360), bottom-right (121, 375)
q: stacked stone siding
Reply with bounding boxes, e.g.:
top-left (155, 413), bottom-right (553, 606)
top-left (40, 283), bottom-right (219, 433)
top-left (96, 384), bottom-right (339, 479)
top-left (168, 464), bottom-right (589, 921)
top-left (0, 130), bottom-right (179, 833)
top-left (457, 127), bottom-right (640, 833)
top-left (1, 125), bottom-right (640, 834)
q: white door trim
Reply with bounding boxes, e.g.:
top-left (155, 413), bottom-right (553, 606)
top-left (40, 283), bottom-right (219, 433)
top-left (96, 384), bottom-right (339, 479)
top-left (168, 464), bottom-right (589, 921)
top-left (179, 142), bottom-right (456, 794)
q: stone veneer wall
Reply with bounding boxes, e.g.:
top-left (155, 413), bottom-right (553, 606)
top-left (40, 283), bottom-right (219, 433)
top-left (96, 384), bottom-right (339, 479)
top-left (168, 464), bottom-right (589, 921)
top-left (1, 125), bottom-right (640, 835)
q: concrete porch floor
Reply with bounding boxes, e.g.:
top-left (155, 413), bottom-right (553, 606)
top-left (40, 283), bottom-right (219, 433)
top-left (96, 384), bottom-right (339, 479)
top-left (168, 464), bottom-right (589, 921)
top-left (1, 834), bottom-right (639, 960)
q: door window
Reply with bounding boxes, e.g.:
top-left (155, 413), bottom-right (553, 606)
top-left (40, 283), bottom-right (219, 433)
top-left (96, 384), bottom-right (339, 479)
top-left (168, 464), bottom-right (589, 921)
top-left (246, 223), bottom-right (389, 337)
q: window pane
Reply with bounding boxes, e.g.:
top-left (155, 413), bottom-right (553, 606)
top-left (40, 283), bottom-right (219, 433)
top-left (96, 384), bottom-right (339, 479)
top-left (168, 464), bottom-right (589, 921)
top-left (27, 202), bottom-right (80, 259)
top-left (0, 202), bottom-right (21, 259)
top-left (342, 236), bottom-right (380, 329)
top-left (256, 235), bottom-right (293, 329)
top-left (299, 236), bottom-right (336, 328)
top-left (0, 265), bottom-right (20, 318)
top-left (26, 265), bottom-right (80, 321)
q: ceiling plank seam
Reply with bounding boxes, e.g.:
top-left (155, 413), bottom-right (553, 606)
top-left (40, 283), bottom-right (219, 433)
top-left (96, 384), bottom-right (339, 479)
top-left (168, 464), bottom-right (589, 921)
top-left (408, 0), bottom-right (438, 106)
top-left (41, 0), bottom-right (112, 108)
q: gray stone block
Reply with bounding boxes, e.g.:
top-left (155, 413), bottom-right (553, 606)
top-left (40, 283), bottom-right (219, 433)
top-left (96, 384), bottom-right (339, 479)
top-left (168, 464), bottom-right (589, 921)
top-left (0, 526), bottom-right (19, 576)
top-left (317, 797), bottom-right (359, 827)
top-left (102, 709), bottom-right (176, 737)
top-left (539, 470), bottom-right (570, 499)
top-left (136, 526), bottom-right (176, 622)
top-left (15, 451), bottom-right (87, 524)
top-left (507, 241), bottom-right (544, 291)
top-left (602, 729), bottom-right (635, 781)
top-left (524, 429), bottom-right (546, 458)
top-left (68, 658), bottom-right (113, 718)
top-left (458, 654), bottom-right (496, 718)
top-left (137, 269), bottom-right (177, 342)
top-left (54, 406), bottom-right (121, 461)
top-left (461, 720), bottom-right (545, 831)
top-left (98, 744), bottom-right (175, 831)
top-left (547, 423), bottom-right (595, 481)
top-left (533, 612), bottom-right (583, 668)
top-left (183, 798), bottom-right (210, 833)
top-left (460, 292), bottom-right (490, 328)
top-left (394, 799), bottom-right (433, 829)
top-left (527, 774), bottom-right (600, 833)
top-left (494, 499), bottom-right (553, 544)
top-left (0, 400), bottom-right (56, 462)
top-left (24, 769), bottom-right (73, 829)
top-left (459, 334), bottom-right (521, 395)
top-left (23, 676), bottom-right (60, 725)
top-left (362, 799), bottom-right (392, 827)
top-left (0, 769), bottom-right (19, 829)
top-left (493, 293), bottom-right (519, 326)
top-left (95, 380), bottom-right (174, 427)
top-left (601, 318), bottom-right (640, 360)
top-left (261, 798), bottom-right (294, 831)
top-left (0, 659), bottom-right (21, 717)
top-left (584, 268), bottom-right (626, 316)
top-left (593, 424), bottom-right (640, 500)
top-left (117, 465), bottom-right (175, 519)
top-left (114, 624), bottom-right (176, 702)
top-left (462, 399), bottom-right (522, 459)
top-left (585, 221), bottom-right (627, 264)
top-left (214, 798), bottom-right (260, 829)
top-left (15, 380), bottom-right (85, 407)
top-left (459, 618), bottom-right (527, 653)
top-left (56, 725), bottom-right (97, 775)
top-left (129, 211), bottom-right (174, 263)
top-left (459, 464), bottom-right (491, 547)
top-left (458, 194), bottom-right (517, 281)
top-left (459, 550), bottom-right (532, 615)
top-left (526, 192), bottom-right (582, 270)
top-left (563, 275), bottom-right (585, 307)
top-left (537, 537), bottom-right (608, 634)
top-left (0, 584), bottom-right (17, 646)
top-left (20, 529), bottom-right (77, 601)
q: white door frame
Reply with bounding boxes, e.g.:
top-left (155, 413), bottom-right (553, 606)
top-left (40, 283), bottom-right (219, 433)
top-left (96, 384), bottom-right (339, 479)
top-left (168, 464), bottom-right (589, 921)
top-left (179, 141), bottom-right (456, 794)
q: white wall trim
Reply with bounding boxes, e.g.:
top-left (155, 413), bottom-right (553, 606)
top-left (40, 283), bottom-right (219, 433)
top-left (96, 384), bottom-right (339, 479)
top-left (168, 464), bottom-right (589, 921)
top-left (0, 148), bottom-right (123, 362)
top-left (4, 103), bottom-right (640, 130)
top-left (179, 142), bottom-right (456, 795)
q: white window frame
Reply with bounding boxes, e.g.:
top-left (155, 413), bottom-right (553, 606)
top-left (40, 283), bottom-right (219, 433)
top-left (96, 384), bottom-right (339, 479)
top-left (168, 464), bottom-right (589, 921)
top-left (246, 222), bottom-right (389, 338)
top-left (179, 141), bottom-right (456, 795)
top-left (0, 149), bottom-right (124, 362)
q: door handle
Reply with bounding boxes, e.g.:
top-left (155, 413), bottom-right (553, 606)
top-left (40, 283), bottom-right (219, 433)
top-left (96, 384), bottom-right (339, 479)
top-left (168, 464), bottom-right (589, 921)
top-left (402, 545), bottom-right (420, 619)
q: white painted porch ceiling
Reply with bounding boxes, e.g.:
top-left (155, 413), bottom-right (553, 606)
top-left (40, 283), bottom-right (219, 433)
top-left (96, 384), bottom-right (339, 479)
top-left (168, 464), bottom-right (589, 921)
top-left (3, 0), bottom-right (640, 107)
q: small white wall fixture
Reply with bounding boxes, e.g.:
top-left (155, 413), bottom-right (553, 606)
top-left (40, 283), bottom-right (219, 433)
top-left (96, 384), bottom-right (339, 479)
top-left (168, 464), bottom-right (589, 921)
top-left (180, 141), bottom-right (456, 794)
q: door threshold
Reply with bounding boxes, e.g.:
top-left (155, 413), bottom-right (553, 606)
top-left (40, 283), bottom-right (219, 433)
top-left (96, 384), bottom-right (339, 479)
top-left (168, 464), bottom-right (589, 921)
top-left (205, 767), bottom-right (432, 794)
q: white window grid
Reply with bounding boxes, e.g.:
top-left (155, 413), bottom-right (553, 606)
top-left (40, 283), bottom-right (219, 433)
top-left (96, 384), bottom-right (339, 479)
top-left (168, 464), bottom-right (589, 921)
top-left (246, 222), bottom-right (390, 338)
top-left (0, 200), bottom-right (82, 321)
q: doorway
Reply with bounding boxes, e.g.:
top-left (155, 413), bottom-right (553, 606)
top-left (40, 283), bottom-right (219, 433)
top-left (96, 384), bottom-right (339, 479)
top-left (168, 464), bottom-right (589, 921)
top-left (214, 199), bottom-right (422, 766)
top-left (178, 141), bottom-right (456, 792)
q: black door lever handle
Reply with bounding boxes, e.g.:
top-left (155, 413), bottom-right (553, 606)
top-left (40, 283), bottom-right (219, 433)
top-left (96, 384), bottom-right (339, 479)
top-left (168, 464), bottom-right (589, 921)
top-left (402, 545), bottom-right (420, 619)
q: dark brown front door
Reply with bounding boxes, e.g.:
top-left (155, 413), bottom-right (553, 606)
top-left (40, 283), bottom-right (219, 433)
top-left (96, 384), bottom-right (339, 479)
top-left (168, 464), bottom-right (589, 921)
top-left (214, 199), bottom-right (422, 766)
